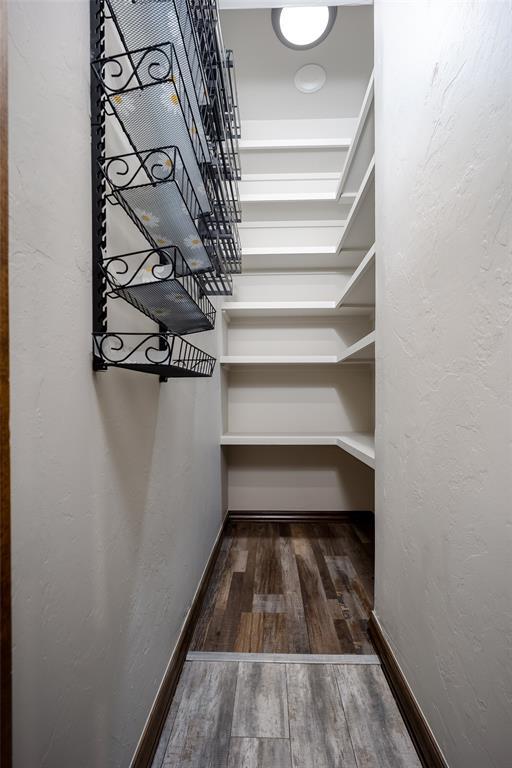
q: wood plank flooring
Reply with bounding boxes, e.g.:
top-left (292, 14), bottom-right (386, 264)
top-left (152, 659), bottom-right (422, 768)
top-left (190, 519), bottom-right (375, 654)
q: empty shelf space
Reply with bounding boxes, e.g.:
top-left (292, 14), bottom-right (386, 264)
top-left (220, 332), bottom-right (375, 366)
top-left (339, 331), bottom-right (375, 362)
top-left (239, 173), bottom-right (342, 202)
top-left (222, 301), bottom-right (341, 318)
top-left (242, 248), bottom-right (367, 272)
top-left (240, 222), bottom-right (345, 251)
top-left (239, 137), bottom-right (352, 150)
top-left (238, 118), bottom-right (357, 153)
top-left (242, 245), bottom-right (338, 256)
top-left (240, 147), bottom-right (349, 177)
top-left (336, 245), bottom-right (376, 309)
top-left (225, 246), bottom-right (375, 316)
top-left (222, 261), bottom-right (375, 318)
top-left (222, 296), bottom-right (374, 320)
top-left (336, 158), bottom-right (375, 254)
top-left (336, 72), bottom-right (375, 199)
top-left (241, 200), bottom-right (355, 223)
top-left (220, 431), bottom-right (375, 468)
top-left (221, 354), bottom-right (340, 365)
top-left (223, 365), bottom-right (374, 437)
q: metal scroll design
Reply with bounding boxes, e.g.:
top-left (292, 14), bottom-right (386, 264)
top-left (93, 43), bottom-right (174, 93)
top-left (103, 147), bottom-right (177, 189)
top-left (102, 247), bottom-right (179, 290)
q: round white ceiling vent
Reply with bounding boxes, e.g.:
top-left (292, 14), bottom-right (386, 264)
top-left (294, 63), bottom-right (327, 94)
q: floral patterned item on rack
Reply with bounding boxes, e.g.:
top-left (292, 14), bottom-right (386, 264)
top-left (111, 93), bottom-right (137, 116)
top-left (184, 234), bottom-right (202, 249)
top-left (160, 87), bottom-right (181, 115)
top-left (186, 255), bottom-right (210, 271)
top-left (135, 208), bottom-right (160, 228)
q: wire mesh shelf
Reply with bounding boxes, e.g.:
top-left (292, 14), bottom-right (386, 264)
top-left (93, 42), bottom-right (212, 212)
top-left (106, 0), bottom-right (210, 156)
top-left (103, 247), bottom-right (216, 334)
top-left (103, 145), bottom-right (214, 274)
top-left (93, 332), bottom-right (216, 377)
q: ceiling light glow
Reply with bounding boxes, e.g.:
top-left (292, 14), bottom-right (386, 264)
top-left (272, 6), bottom-right (337, 50)
top-left (281, 6), bottom-right (329, 47)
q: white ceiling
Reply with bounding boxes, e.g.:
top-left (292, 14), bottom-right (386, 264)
top-left (220, 1), bottom-right (373, 8)
top-left (221, 6), bottom-right (374, 121)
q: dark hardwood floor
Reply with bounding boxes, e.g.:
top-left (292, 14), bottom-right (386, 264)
top-left (190, 517), bottom-right (375, 654)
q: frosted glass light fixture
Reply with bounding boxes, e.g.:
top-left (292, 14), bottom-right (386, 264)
top-left (272, 6), bottom-right (337, 50)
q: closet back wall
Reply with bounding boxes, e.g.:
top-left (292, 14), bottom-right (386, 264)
top-left (8, 2), bottom-right (224, 766)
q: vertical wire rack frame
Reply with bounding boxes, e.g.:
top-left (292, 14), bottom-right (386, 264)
top-left (90, 0), bottom-right (241, 378)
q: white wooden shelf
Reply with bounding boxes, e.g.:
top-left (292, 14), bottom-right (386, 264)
top-left (240, 221), bottom-right (374, 273)
top-left (221, 431), bottom-right (375, 469)
top-left (240, 173), bottom-right (341, 203)
top-left (336, 72), bottom-right (374, 200)
top-left (336, 158), bottom-right (375, 254)
top-left (221, 354), bottom-right (341, 365)
top-left (239, 137), bottom-right (351, 151)
top-left (336, 245), bottom-right (375, 308)
top-left (242, 249), bottom-right (366, 271)
top-left (238, 218), bottom-right (351, 229)
top-left (221, 301), bottom-right (372, 318)
top-left (339, 330), bottom-right (375, 362)
top-left (220, 332), bottom-right (375, 366)
top-left (242, 245), bottom-right (338, 256)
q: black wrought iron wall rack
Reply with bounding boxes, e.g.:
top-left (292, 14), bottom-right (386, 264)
top-left (90, 0), bottom-right (241, 380)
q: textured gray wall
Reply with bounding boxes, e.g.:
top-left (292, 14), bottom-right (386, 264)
top-left (9, 2), bottom-right (224, 765)
top-left (374, 2), bottom-right (512, 766)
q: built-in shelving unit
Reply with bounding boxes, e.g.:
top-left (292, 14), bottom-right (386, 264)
top-left (90, 0), bottom-right (241, 378)
top-left (218, 32), bottom-right (376, 511)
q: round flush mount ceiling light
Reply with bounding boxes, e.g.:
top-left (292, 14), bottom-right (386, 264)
top-left (272, 6), bottom-right (337, 50)
top-left (294, 63), bottom-right (326, 93)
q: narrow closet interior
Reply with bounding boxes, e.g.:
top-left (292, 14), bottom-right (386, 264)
top-left (220, 5), bottom-right (376, 516)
